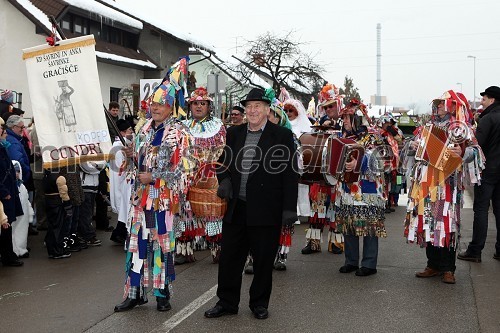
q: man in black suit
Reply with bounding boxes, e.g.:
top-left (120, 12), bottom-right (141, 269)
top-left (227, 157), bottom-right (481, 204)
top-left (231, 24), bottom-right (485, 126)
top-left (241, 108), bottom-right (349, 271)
top-left (204, 88), bottom-right (298, 320)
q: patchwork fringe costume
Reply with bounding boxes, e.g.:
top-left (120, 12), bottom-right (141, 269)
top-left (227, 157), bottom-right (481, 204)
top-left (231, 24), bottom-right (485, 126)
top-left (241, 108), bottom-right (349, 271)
top-left (330, 98), bottom-right (388, 271)
top-left (333, 130), bottom-right (388, 272)
top-left (122, 117), bottom-right (196, 302)
top-left (301, 84), bottom-right (345, 255)
top-left (182, 116), bottom-right (226, 262)
top-left (404, 90), bottom-right (484, 276)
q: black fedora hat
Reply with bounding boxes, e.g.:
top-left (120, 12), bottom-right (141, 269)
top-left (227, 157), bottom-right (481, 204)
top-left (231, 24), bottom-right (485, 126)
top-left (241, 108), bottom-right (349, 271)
top-left (240, 88), bottom-right (271, 107)
top-left (480, 86), bottom-right (500, 100)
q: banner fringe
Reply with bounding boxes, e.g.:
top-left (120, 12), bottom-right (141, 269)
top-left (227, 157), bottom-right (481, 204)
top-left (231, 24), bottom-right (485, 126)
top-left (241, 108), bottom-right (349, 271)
top-left (22, 39), bottom-right (96, 60)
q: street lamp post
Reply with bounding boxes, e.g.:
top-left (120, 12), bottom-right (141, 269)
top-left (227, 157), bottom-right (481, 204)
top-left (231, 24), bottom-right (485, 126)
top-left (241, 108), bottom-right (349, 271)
top-left (456, 82), bottom-right (463, 92)
top-left (467, 55), bottom-right (476, 108)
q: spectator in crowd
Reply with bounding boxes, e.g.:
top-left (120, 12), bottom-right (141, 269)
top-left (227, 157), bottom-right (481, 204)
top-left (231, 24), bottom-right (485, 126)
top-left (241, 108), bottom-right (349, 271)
top-left (0, 89), bottom-right (14, 117)
top-left (229, 105), bottom-right (245, 126)
top-left (106, 101), bottom-right (120, 141)
top-left (11, 160), bottom-right (33, 258)
top-left (458, 86), bottom-right (500, 263)
top-left (109, 119), bottom-right (133, 245)
top-left (44, 167), bottom-right (72, 259)
top-left (5, 115), bottom-right (31, 184)
top-left (78, 161), bottom-right (105, 246)
top-left (0, 117), bottom-right (24, 266)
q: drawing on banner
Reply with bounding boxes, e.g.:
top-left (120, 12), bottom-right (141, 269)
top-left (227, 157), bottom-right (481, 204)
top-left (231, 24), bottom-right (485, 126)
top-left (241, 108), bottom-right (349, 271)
top-left (54, 79), bottom-right (77, 132)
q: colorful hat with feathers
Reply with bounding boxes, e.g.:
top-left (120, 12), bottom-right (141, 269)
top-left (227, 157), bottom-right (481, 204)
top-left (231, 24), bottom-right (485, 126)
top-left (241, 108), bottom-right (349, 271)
top-left (318, 83), bottom-right (344, 108)
top-left (150, 56), bottom-right (189, 117)
top-left (431, 90), bottom-right (473, 123)
top-left (188, 86), bottom-right (213, 103)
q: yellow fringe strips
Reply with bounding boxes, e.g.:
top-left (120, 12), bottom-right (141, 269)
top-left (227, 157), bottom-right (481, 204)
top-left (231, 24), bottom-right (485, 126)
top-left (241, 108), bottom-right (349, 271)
top-left (23, 39), bottom-right (96, 60)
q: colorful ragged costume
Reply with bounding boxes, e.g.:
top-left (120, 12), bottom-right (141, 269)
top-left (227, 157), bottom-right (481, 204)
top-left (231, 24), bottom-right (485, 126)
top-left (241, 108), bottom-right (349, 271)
top-left (301, 83), bottom-right (345, 255)
top-left (118, 57), bottom-right (196, 307)
top-left (181, 87), bottom-right (226, 263)
top-left (334, 99), bottom-right (387, 275)
top-left (404, 90), bottom-right (484, 282)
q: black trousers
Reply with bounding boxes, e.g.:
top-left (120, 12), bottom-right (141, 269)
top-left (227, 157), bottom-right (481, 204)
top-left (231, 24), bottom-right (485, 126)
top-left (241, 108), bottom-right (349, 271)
top-left (44, 195), bottom-right (71, 257)
top-left (0, 224), bottom-right (16, 263)
top-left (426, 243), bottom-right (456, 272)
top-left (468, 171), bottom-right (500, 255)
top-left (95, 169), bottom-right (109, 230)
top-left (216, 200), bottom-right (281, 313)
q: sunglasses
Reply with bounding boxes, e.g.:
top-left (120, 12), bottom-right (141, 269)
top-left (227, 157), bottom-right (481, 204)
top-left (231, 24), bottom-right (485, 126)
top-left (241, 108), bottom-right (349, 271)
top-left (192, 101), bottom-right (208, 106)
top-left (230, 113), bottom-right (242, 116)
top-left (284, 109), bottom-right (294, 113)
top-left (324, 104), bottom-right (336, 110)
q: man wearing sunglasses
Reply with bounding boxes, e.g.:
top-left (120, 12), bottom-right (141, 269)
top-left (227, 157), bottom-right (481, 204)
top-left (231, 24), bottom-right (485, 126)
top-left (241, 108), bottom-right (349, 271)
top-left (229, 105), bottom-right (245, 126)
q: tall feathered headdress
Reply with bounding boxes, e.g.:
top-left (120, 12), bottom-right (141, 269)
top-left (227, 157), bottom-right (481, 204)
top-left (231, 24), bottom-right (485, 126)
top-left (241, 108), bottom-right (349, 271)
top-left (150, 56), bottom-right (190, 118)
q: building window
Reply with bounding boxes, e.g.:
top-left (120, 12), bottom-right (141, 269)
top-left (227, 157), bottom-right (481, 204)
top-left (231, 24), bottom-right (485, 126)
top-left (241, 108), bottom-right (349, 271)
top-left (61, 19), bottom-right (71, 31)
top-left (110, 87), bottom-right (121, 104)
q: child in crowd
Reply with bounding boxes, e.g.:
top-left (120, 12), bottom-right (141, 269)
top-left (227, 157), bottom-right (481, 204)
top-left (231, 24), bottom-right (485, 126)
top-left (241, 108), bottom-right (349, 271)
top-left (11, 160), bottom-right (33, 258)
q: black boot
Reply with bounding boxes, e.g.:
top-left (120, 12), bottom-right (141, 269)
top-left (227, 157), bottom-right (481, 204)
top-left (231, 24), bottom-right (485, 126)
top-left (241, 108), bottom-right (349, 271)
top-left (114, 291), bottom-right (147, 312)
top-left (114, 297), bottom-right (140, 312)
top-left (156, 296), bottom-right (172, 312)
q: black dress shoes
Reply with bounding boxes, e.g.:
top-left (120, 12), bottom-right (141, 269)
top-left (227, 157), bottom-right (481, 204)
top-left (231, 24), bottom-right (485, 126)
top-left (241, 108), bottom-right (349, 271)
top-left (339, 264), bottom-right (358, 273)
top-left (204, 304), bottom-right (236, 318)
top-left (457, 250), bottom-right (482, 263)
top-left (251, 306), bottom-right (269, 319)
top-left (156, 297), bottom-right (172, 311)
top-left (355, 267), bottom-right (377, 276)
top-left (114, 296), bottom-right (148, 312)
top-left (2, 259), bottom-right (24, 267)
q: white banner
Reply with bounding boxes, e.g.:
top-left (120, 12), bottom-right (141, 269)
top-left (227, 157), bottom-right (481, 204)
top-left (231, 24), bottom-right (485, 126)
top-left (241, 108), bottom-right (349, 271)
top-left (140, 79), bottom-right (162, 102)
top-left (23, 35), bottom-right (112, 168)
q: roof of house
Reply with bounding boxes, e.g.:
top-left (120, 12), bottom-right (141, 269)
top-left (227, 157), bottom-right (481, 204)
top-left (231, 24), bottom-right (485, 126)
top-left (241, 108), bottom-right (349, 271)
top-left (9, 0), bottom-right (211, 70)
top-left (99, 0), bottom-right (215, 53)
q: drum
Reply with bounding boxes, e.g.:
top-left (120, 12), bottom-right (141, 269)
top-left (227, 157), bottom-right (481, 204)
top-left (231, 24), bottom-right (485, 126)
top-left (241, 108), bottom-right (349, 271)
top-left (299, 132), bottom-right (330, 184)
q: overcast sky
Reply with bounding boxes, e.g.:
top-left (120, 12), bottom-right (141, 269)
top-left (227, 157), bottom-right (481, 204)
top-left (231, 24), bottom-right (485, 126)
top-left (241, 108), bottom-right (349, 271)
top-left (120, 0), bottom-right (500, 111)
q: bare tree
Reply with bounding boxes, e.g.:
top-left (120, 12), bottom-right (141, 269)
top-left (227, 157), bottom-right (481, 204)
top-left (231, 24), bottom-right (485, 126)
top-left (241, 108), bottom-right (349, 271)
top-left (339, 76), bottom-right (362, 102)
top-left (408, 102), bottom-right (420, 114)
top-left (222, 31), bottom-right (326, 104)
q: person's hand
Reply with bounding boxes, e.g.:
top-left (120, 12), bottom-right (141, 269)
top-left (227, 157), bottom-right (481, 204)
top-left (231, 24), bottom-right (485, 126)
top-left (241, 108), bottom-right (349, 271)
top-left (4, 195), bottom-right (11, 200)
top-left (447, 144), bottom-right (462, 157)
top-left (216, 178), bottom-right (233, 200)
top-left (1, 222), bottom-right (10, 229)
top-left (282, 210), bottom-right (298, 226)
top-left (138, 172), bottom-right (153, 185)
top-left (122, 145), bottom-right (133, 158)
top-left (345, 158), bottom-right (357, 172)
top-left (322, 120), bottom-right (332, 127)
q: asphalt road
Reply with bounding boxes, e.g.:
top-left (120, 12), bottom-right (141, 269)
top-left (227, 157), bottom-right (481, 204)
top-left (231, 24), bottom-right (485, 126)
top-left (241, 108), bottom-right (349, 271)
top-left (1, 196), bottom-right (499, 333)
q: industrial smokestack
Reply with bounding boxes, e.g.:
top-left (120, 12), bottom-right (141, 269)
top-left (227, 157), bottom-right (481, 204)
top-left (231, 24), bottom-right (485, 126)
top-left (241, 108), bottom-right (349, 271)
top-left (376, 23), bottom-right (381, 105)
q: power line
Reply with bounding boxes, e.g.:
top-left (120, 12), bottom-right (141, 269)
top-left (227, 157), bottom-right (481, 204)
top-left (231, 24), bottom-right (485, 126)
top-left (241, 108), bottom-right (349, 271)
top-left (310, 31), bottom-right (500, 45)
top-left (328, 57), bottom-right (500, 69)
top-left (330, 48), bottom-right (500, 60)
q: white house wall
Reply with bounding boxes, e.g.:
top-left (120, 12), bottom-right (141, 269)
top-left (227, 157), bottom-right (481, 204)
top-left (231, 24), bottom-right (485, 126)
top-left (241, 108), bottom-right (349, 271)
top-left (97, 62), bottom-right (143, 106)
top-left (0, 0), bottom-right (48, 117)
